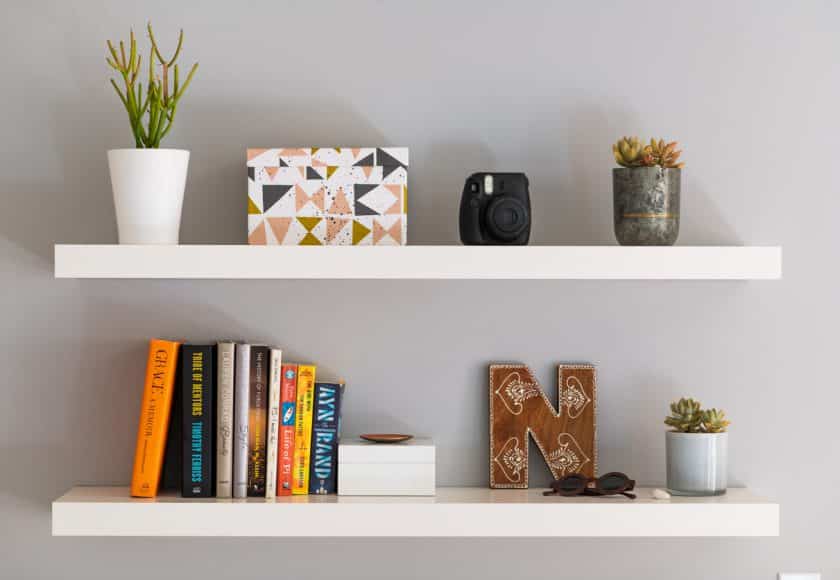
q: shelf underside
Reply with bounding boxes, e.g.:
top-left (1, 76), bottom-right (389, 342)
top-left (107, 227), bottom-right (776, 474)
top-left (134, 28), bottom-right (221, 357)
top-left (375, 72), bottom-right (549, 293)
top-left (52, 486), bottom-right (779, 537)
top-left (53, 245), bottom-right (782, 280)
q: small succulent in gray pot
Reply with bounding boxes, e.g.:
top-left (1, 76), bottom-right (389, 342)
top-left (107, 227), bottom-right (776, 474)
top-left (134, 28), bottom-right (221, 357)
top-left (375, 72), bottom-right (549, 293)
top-left (664, 397), bottom-right (730, 496)
top-left (612, 137), bottom-right (685, 246)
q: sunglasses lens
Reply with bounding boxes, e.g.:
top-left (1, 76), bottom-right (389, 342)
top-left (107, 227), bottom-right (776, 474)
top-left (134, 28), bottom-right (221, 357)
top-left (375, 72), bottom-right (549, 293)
top-left (557, 474), bottom-right (587, 492)
top-left (599, 474), bottom-right (627, 490)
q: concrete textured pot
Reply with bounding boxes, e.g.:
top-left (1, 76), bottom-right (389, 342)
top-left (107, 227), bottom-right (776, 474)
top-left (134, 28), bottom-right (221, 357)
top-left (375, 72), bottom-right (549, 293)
top-left (613, 166), bottom-right (680, 245)
top-left (108, 149), bottom-right (190, 244)
top-left (666, 431), bottom-right (727, 496)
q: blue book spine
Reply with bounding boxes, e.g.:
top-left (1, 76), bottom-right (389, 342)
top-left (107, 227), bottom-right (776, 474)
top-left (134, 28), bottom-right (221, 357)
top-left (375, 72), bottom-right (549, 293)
top-left (308, 382), bottom-right (343, 494)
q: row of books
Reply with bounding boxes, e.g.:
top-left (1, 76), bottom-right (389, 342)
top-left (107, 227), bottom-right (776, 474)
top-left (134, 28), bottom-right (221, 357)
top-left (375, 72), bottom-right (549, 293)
top-left (130, 339), bottom-right (345, 499)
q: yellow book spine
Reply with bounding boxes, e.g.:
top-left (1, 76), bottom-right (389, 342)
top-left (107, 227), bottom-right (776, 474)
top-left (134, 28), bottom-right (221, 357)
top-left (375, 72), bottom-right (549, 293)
top-left (291, 364), bottom-right (316, 494)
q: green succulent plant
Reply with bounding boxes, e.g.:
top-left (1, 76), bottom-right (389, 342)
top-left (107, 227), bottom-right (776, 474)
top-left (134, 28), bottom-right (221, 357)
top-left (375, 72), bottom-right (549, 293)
top-left (701, 408), bottom-right (731, 433)
top-left (612, 136), bottom-right (685, 169)
top-left (612, 136), bottom-right (644, 167)
top-left (641, 138), bottom-right (685, 169)
top-left (664, 397), bottom-right (730, 433)
top-left (664, 397), bottom-right (703, 432)
top-left (106, 23), bottom-right (198, 148)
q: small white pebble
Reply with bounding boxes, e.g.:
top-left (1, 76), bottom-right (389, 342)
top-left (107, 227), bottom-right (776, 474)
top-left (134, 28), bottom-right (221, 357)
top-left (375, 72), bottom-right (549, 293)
top-left (651, 488), bottom-right (671, 500)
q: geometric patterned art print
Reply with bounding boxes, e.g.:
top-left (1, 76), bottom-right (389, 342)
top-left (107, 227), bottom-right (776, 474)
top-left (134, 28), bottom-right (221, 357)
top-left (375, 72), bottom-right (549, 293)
top-left (247, 147), bottom-right (408, 245)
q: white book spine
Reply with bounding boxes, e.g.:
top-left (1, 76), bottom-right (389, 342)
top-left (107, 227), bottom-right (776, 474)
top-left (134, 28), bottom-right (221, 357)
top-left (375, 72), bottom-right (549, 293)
top-left (215, 342), bottom-right (235, 498)
top-left (233, 344), bottom-right (251, 499)
top-left (264, 348), bottom-right (283, 499)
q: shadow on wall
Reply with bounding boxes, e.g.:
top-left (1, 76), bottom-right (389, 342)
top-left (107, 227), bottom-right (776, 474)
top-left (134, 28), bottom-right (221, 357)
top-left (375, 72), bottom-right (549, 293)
top-left (0, 283), bottom-right (363, 509)
top-left (417, 141), bottom-right (497, 244)
top-left (533, 103), bottom-right (743, 246)
top-left (178, 98), bottom-right (388, 245)
top-left (0, 92), bottom-right (743, 262)
top-left (0, 95), bottom-right (388, 262)
top-left (0, 94), bottom-right (123, 264)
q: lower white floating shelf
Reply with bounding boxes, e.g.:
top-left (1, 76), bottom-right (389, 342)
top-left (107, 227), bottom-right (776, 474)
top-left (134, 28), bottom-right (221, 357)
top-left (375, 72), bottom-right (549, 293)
top-left (52, 486), bottom-right (779, 538)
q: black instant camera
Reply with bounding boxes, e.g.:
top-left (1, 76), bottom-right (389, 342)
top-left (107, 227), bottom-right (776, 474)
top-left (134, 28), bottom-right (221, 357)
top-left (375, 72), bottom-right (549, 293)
top-left (459, 172), bottom-right (531, 245)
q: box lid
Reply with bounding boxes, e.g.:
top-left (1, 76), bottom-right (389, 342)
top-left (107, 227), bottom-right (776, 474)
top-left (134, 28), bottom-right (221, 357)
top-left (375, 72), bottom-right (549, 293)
top-left (247, 147), bottom-right (409, 168)
top-left (339, 437), bottom-right (434, 464)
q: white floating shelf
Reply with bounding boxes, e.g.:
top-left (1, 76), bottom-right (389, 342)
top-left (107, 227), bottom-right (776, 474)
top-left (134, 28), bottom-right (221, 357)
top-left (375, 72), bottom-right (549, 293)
top-left (52, 486), bottom-right (778, 538)
top-left (54, 245), bottom-right (782, 280)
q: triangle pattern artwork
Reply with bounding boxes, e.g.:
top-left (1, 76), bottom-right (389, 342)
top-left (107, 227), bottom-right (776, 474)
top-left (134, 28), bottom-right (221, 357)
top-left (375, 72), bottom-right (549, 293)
top-left (262, 185), bottom-right (294, 214)
top-left (267, 217), bottom-right (292, 243)
top-left (373, 216), bottom-right (403, 245)
top-left (248, 220), bottom-right (267, 244)
top-left (298, 216), bottom-right (322, 232)
top-left (325, 217), bottom-right (351, 245)
top-left (300, 232), bottom-right (322, 245)
top-left (327, 188), bottom-right (353, 215)
top-left (354, 200), bottom-right (379, 216)
top-left (246, 147), bottom-right (408, 245)
top-left (353, 219), bottom-right (372, 245)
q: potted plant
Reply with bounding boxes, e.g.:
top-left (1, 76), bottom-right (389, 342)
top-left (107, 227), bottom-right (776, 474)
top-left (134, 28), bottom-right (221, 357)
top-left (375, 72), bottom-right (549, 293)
top-left (664, 397), bottom-right (730, 496)
top-left (106, 24), bottom-right (198, 244)
top-left (611, 137), bottom-right (684, 246)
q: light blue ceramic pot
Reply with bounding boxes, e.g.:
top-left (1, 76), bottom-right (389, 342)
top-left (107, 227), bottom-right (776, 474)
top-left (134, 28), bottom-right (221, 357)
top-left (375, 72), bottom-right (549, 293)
top-left (666, 432), bottom-right (727, 496)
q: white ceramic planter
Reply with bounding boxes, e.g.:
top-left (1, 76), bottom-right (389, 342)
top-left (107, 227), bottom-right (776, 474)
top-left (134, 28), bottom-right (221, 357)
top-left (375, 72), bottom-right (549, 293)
top-left (108, 149), bottom-right (189, 244)
top-left (666, 431), bottom-right (727, 496)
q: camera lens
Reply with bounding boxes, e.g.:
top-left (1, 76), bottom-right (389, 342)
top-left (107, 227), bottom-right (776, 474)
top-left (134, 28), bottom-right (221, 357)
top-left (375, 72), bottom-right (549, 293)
top-left (486, 197), bottom-right (528, 241)
top-left (470, 182), bottom-right (479, 194)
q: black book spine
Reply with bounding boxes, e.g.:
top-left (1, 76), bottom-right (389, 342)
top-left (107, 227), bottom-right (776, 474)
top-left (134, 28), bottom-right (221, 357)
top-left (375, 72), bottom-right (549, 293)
top-left (247, 346), bottom-right (269, 496)
top-left (161, 360), bottom-right (183, 491)
top-left (181, 345), bottom-right (216, 497)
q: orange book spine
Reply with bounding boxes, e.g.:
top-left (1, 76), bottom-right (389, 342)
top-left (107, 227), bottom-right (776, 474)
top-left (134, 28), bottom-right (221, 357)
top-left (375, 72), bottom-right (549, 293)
top-left (130, 339), bottom-right (181, 498)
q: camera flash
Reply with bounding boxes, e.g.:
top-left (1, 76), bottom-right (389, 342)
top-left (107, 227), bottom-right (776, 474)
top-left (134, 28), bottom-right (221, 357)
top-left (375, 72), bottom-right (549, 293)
top-left (484, 174), bottom-right (494, 194)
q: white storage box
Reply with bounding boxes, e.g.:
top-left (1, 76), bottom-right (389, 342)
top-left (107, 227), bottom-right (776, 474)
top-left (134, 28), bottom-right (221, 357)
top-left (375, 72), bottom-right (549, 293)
top-left (338, 438), bottom-right (435, 496)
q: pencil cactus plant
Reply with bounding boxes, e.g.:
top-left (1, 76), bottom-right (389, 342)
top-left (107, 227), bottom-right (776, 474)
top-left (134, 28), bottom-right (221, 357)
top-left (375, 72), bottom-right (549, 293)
top-left (106, 23), bottom-right (198, 148)
top-left (665, 397), bottom-right (730, 433)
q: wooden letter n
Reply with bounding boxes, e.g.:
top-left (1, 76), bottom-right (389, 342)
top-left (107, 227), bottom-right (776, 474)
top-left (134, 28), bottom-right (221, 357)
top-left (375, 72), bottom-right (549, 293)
top-left (489, 363), bottom-right (596, 489)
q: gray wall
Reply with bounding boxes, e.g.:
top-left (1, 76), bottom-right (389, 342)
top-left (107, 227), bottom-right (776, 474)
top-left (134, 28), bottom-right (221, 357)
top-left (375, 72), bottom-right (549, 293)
top-left (1, 1), bottom-right (836, 578)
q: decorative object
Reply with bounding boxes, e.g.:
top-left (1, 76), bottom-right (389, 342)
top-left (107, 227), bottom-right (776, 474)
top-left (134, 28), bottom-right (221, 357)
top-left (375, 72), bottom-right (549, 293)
top-left (489, 364), bottom-right (596, 489)
top-left (664, 397), bottom-right (730, 496)
top-left (612, 137), bottom-right (684, 246)
top-left (543, 472), bottom-right (636, 499)
top-left (106, 24), bottom-right (198, 244)
top-left (108, 149), bottom-right (189, 244)
top-left (459, 173), bottom-right (531, 245)
top-left (651, 488), bottom-right (671, 500)
top-left (360, 433), bottom-right (414, 443)
top-left (247, 148), bottom-right (409, 245)
top-left (338, 437), bottom-right (434, 496)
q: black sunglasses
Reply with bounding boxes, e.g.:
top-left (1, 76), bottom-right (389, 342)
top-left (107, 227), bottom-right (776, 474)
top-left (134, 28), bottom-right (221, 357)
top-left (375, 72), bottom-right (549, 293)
top-left (543, 472), bottom-right (636, 499)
